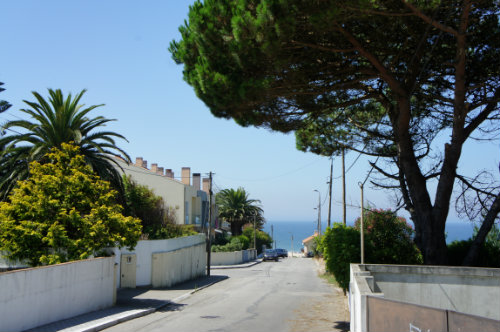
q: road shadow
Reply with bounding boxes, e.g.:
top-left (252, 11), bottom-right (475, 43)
top-left (156, 302), bottom-right (187, 312)
top-left (333, 321), bottom-right (350, 332)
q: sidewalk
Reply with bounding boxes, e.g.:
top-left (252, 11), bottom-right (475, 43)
top-left (29, 260), bottom-right (260, 332)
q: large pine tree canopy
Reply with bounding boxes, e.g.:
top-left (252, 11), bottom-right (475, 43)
top-left (170, 0), bottom-right (500, 265)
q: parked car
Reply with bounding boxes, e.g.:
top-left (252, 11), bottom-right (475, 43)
top-left (276, 248), bottom-right (288, 258)
top-left (263, 249), bottom-right (279, 262)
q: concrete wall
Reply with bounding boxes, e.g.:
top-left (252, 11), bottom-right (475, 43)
top-left (113, 234), bottom-right (206, 287)
top-left (0, 257), bottom-right (115, 332)
top-left (152, 243), bottom-right (206, 288)
top-left (349, 264), bottom-right (500, 332)
top-left (211, 249), bottom-right (257, 266)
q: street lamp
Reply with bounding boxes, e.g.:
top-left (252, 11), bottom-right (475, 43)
top-left (313, 189), bottom-right (321, 236)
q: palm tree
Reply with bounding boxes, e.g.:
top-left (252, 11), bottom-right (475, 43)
top-left (216, 187), bottom-right (264, 235)
top-left (0, 88), bottom-right (130, 199)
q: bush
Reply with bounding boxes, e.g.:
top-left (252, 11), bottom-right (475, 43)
top-left (354, 209), bottom-right (423, 264)
top-left (448, 239), bottom-right (500, 268)
top-left (211, 235), bottom-right (249, 252)
top-left (322, 223), bottom-right (360, 295)
top-left (242, 226), bottom-right (273, 254)
top-left (0, 143), bottom-right (142, 266)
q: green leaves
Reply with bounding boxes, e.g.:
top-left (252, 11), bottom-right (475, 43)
top-left (0, 88), bottom-right (130, 199)
top-left (0, 143), bottom-right (142, 266)
top-left (216, 187), bottom-right (264, 235)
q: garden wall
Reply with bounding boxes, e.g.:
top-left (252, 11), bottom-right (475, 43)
top-left (0, 257), bottom-right (115, 332)
top-left (211, 249), bottom-right (256, 266)
top-left (349, 264), bottom-right (500, 332)
top-left (113, 234), bottom-right (206, 287)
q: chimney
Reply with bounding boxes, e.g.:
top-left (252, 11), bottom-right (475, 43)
top-left (193, 173), bottom-right (201, 190)
top-left (165, 169), bottom-right (174, 178)
top-left (202, 178), bottom-right (210, 194)
top-left (151, 163), bottom-right (158, 174)
top-left (181, 167), bottom-right (191, 186)
top-left (142, 160), bottom-right (147, 168)
top-left (157, 167), bottom-right (164, 176)
top-left (135, 157), bottom-right (144, 167)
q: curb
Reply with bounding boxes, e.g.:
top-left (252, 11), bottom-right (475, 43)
top-left (210, 260), bottom-right (262, 270)
top-left (78, 276), bottom-right (229, 332)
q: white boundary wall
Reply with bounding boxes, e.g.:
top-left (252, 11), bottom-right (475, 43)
top-left (113, 234), bottom-right (206, 287)
top-left (211, 249), bottom-right (257, 266)
top-left (0, 257), bottom-right (115, 332)
top-left (349, 264), bottom-right (500, 332)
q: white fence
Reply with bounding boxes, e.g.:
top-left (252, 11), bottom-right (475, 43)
top-left (0, 257), bottom-right (115, 332)
top-left (211, 249), bottom-right (257, 266)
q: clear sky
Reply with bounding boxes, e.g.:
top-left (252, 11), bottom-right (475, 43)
top-left (1, 1), bottom-right (498, 225)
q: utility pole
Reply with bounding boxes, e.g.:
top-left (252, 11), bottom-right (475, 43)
top-left (342, 148), bottom-right (346, 226)
top-left (271, 224), bottom-right (274, 249)
top-left (253, 213), bottom-right (256, 250)
top-left (314, 189), bottom-right (321, 236)
top-left (327, 157), bottom-right (333, 228)
top-left (359, 181), bottom-right (365, 264)
top-left (207, 172), bottom-right (213, 276)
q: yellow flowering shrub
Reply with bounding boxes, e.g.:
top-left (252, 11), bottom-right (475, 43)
top-left (0, 143), bottom-right (142, 266)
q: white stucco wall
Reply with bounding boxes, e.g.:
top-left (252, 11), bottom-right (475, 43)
top-left (0, 257), bottom-right (115, 332)
top-left (367, 264), bottom-right (500, 320)
top-left (113, 234), bottom-right (206, 287)
top-left (349, 263), bottom-right (500, 332)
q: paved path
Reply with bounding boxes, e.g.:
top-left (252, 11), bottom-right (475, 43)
top-left (102, 257), bottom-right (349, 332)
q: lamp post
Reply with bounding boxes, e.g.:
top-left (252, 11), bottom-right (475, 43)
top-left (313, 189), bottom-right (321, 236)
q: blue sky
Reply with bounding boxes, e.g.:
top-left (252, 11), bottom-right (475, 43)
top-left (1, 1), bottom-right (498, 225)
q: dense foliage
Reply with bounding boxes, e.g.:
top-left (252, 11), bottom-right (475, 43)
top-left (0, 82), bottom-right (11, 115)
top-left (171, 0), bottom-right (500, 265)
top-left (322, 223), bottom-right (360, 295)
top-left (447, 223), bottom-right (500, 267)
top-left (216, 187), bottom-right (264, 235)
top-left (122, 175), bottom-right (196, 240)
top-left (0, 89), bottom-right (130, 200)
top-left (0, 143), bottom-right (141, 266)
top-left (354, 209), bottom-right (423, 264)
top-left (211, 226), bottom-right (272, 253)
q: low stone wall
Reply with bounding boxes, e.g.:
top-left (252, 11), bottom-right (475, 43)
top-left (211, 249), bottom-right (257, 266)
top-left (0, 257), bottom-right (115, 332)
top-left (349, 264), bottom-right (500, 332)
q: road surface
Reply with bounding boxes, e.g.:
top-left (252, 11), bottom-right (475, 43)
top-left (103, 257), bottom-right (349, 332)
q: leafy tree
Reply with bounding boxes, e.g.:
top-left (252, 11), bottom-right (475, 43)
top-left (322, 223), bottom-right (360, 295)
top-left (0, 82), bottom-right (11, 115)
top-left (122, 175), bottom-right (197, 239)
top-left (0, 89), bottom-right (130, 200)
top-left (170, 0), bottom-right (500, 265)
top-left (242, 225), bottom-right (273, 253)
top-left (354, 209), bottom-right (423, 264)
top-left (216, 187), bottom-right (264, 235)
top-left (0, 143), bottom-right (142, 266)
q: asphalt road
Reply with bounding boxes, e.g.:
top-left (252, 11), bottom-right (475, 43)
top-left (102, 257), bottom-right (349, 332)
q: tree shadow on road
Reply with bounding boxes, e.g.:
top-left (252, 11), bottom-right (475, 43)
top-left (333, 321), bottom-right (350, 332)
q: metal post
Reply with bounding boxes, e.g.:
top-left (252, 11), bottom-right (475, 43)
top-left (342, 148), bottom-right (346, 226)
top-left (207, 172), bottom-right (212, 276)
top-left (360, 182), bottom-right (365, 264)
top-left (327, 157), bottom-right (333, 228)
top-left (253, 214), bottom-right (256, 250)
top-left (314, 190), bottom-right (321, 236)
top-left (271, 224), bottom-right (274, 249)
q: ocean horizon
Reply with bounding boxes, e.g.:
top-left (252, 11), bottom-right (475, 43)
top-left (263, 220), bottom-right (477, 253)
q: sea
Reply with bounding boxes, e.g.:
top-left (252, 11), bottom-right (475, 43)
top-left (263, 220), bottom-right (477, 253)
